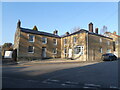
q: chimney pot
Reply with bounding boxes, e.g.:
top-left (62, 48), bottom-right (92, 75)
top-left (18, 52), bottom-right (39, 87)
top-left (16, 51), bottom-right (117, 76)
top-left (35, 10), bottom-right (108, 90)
top-left (53, 30), bottom-right (58, 35)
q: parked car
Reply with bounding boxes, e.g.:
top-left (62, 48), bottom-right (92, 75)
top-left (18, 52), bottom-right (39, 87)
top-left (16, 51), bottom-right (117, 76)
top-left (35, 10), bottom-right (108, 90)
top-left (101, 53), bottom-right (117, 61)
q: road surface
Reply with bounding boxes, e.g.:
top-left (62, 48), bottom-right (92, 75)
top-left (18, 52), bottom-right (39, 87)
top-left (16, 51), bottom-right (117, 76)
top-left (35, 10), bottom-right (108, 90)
top-left (2, 60), bottom-right (119, 89)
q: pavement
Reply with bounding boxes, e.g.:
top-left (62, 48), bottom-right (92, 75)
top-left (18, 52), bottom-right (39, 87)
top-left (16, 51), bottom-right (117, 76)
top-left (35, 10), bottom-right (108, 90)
top-left (2, 58), bottom-right (103, 66)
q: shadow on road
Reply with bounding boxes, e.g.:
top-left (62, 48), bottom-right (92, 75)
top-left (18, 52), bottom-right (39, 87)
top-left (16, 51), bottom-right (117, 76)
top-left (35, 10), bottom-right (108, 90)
top-left (2, 60), bottom-right (119, 88)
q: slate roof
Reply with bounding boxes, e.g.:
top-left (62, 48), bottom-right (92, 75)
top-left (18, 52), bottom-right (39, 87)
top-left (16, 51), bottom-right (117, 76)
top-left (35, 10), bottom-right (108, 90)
top-left (62, 29), bottom-right (113, 40)
top-left (88, 31), bottom-right (113, 40)
top-left (105, 32), bottom-right (120, 37)
top-left (20, 27), bottom-right (112, 40)
top-left (20, 28), bottom-right (61, 38)
top-left (61, 29), bottom-right (88, 37)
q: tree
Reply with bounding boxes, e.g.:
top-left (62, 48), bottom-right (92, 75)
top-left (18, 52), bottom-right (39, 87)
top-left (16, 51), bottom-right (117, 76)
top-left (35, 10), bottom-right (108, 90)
top-left (2, 43), bottom-right (12, 49)
top-left (70, 26), bottom-right (80, 33)
top-left (33, 25), bottom-right (38, 31)
top-left (100, 25), bottom-right (108, 35)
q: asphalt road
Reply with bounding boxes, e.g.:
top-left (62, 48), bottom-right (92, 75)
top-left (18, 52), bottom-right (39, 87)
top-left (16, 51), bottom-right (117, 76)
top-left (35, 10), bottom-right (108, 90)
top-left (2, 60), bottom-right (119, 89)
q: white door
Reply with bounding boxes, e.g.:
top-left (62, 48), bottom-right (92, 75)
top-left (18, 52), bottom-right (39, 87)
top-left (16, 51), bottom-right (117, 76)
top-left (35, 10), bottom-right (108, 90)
top-left (68, 49), bottom-right (72, 58)
top-left (42, 47), bottom-right (46, 58)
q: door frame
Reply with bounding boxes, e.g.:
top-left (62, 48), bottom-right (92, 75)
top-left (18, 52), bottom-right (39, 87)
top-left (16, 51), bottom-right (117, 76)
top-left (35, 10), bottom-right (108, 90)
top-left (68, 49), bottom-right (72, 58)
top-left (42, 47), bottom-right (46, 58)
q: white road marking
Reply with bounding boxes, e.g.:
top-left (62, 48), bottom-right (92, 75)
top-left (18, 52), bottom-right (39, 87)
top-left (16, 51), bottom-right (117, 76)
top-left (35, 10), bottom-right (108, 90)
top-left (110, 86), bottom-right (118, 88)
top-left (84, 83), bottom-right (101, 87)
top-left (49, 79), bottom-right (60, 82)
top-left (65, 81), bottom-right (79, 85)
top-left (83, 86), bottom-right (91, 88)
top-left (27, 80), bottom-right (39, 82)
top-left (42, 79), bottom-right (50, 83)
top-left (42, 79), bottom-right (60, 84)
top-left (61, 84), bottom-right (66, 86)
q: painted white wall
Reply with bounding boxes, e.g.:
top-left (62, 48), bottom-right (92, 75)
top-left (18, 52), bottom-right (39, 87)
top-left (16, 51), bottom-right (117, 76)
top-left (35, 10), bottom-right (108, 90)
top-left (4, 51), bottom-right (13, 58)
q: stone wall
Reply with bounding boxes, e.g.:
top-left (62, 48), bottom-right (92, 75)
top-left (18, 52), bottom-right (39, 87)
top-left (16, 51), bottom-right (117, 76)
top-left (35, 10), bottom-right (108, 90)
top-left (88, 34), bottom-right (113, 61)
top-left (104, 32), bottom-right (120, 58)
top-left (15, 29), bottom-right (61, 61)
top-left (14, 28), bottom-right (118, 62)
top-left (61, 32), bottom-right (87, 61)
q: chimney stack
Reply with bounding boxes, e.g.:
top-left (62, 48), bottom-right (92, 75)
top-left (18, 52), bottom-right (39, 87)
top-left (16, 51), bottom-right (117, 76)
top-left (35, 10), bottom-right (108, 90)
top-left (89, 22), bottom-right (93, 32)
top-left (113, 31), bottom-right (116, 35)
top-left (66, 32), bottom-right (69, 35)
top-left (95, 28), bottom-right (98, 34)
top-left (33, 25), bottom-right (38, 31)
top-left (17, 19), bottom-right (21, 28)
top-left (53, 30), bottom-right (58, 35)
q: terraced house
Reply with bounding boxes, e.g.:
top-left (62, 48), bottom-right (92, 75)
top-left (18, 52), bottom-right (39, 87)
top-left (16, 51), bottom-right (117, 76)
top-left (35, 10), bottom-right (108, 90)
top-left (104, 31), bottom-right (120, 58)
top-left (14, 20), bottom-right (118, 61)
top-left (14, 20), bottom-right (61, 60)
top-left (61, 23), bottom-right (113, 61)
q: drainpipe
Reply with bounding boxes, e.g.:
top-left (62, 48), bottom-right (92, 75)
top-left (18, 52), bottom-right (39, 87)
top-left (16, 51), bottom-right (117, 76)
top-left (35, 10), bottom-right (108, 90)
top-left (17, 29), bottom-right (20, 63)
top-left (87, 32), bottom-right (89, 61)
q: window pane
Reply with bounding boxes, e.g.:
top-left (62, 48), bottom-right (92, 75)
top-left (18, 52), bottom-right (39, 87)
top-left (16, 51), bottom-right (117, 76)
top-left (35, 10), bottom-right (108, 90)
top-left (64, 39), bottom-right (67, 44)
top-left (74, 48), bottom-right (76, 54)
top-left (53, 48), bottom-right (57, 54)
top-left (28, 46), bottom-right (33, 52)
top-left (107, 41), bottom-right (110, 45)
top-left (73, 37), bottom-right (77, 43)
top-left (42, 37), bottom-right (47, 44)
top-left (64, 48), bottom-right (67, 53)
top-left (53, 39), bottom-right (57, 45)
top-left (99, 48), bottom-right (102, 53)
top-left (74, 46), bottom-right (84, 55)
top-left (29, 35), bottom-right (34, 42)
top-left (107, 49), bottom-right (111, 53)
top-left (74, 47), bottom-right (80, 54)
top-left (100, 38), bottom-right (102, 42)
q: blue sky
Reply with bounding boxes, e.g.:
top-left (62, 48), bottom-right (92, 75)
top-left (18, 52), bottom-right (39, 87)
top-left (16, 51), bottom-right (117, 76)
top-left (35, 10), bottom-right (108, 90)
top-left (2, 2), bottom-right (118, 45)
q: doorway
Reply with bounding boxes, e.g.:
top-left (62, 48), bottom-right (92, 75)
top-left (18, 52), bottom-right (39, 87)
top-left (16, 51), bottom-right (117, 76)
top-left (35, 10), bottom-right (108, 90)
top-left (13, 49), bottom-right (17, 61)
top-left (42, 47), bottom-right (46, 58)
top-left (68, 49), bottom-right (72, 58)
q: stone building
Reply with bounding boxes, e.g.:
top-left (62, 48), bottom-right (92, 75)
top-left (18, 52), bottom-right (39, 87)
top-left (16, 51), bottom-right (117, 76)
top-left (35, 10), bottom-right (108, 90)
top-left (104, 31), bottom-right (120, 58)
top-left (61, 23), bottom-right (113, 61)
top-left (14, 20), bottom-right (61, 61)
top-left (14, 20), bottom-right (117, 61)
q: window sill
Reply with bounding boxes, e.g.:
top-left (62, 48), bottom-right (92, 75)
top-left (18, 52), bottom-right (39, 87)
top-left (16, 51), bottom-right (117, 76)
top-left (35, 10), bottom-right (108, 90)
top-left (28, 52), bottom-right (34, 53)
top-left (54, 44), bottom-right (57, 45)
top-left (29, 41), bottom-right (34, 42)
top-left (74, 53), bottom-right (83, 55)
top-left (64, 53), bottom-right (68, 54)
top-left (53, 53), bottom-right (57, 54)
top-left (42, 43), bottom-right (47, 44)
